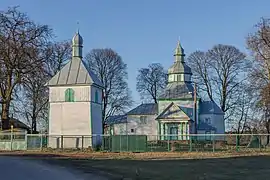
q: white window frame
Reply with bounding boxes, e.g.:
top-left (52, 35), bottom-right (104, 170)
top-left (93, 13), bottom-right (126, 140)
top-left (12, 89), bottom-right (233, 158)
top-left (140, 116), bottom-right (147, 124)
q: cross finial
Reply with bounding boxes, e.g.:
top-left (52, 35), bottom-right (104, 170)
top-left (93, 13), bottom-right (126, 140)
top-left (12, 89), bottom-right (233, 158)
top-left (76, 21), bottom-right (80, 33)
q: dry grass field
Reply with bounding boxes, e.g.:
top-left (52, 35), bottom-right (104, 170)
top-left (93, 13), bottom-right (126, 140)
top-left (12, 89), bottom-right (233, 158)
top-left (1, 151), bottom-right (270, 179)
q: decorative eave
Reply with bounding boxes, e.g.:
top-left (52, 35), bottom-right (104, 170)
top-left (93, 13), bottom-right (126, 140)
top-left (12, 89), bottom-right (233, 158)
top-left (156, 102), bottom-right (191, 120)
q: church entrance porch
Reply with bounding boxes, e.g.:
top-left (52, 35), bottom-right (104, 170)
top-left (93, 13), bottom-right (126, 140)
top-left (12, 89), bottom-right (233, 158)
top-left (160, 121), bottom-right (191, 141)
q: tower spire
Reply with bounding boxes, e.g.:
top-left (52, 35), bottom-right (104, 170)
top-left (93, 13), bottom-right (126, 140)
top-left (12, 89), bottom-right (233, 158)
top-left (174, 38), bottom-right (185, 62)
top-left (72, 24), bottom-right (83, 58)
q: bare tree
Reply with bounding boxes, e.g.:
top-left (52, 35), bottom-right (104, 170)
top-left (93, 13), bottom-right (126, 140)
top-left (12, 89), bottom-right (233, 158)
top-left (136, 63), bottom-right (167, 103)
top-left (17, 70), bottom-right (48, 133)
top-left (44, 40), bottom-right (71, 77)
top-left (229, 82), bottom-right (256, 135)
top-left (188, 45), bottom-right (249, 120)
top-left (247, 17), bottom-right (270, 83)
top-left (257, 83), bottom-right (270, 143)
top-left (247, 17), bottom-right (270, 144)
top-left (0, 7), bottom-right (52, 130)
top-left (14, 41), bottom-right (71, 133)
top-left (208, 45), bottom-right (249, 113)
top-left (187, 51), bottom-right (214, 101)
top-left (84, 48), bottom-right (133, 132)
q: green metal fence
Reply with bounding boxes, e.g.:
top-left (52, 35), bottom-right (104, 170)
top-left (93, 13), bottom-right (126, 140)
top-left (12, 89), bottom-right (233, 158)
top-left (103, 135), bottom-right (147, 152)
top-left (0, 133), bottom-right (269, 152)
top-left (0, 132), bottom-right (27, 150)
top-left (27, 134), bottom-right (48, 150)
top-left (101, 134), bottom-right (270, 152)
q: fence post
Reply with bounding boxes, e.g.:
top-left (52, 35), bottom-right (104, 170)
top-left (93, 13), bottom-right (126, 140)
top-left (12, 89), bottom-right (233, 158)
top-left (189, 135), bottom-right (192, 152)
top-left (212, 135), bottom-right (215, 152)
top-left (10, 125), bottom-right (13, 151)
top-left (40, 134), bottom-right (43, 151)
top-left (81, 136), bottom-right (84, 151)
top-left (119, 135), bottom-right (122, 152)
top-left (167, 137), bottom-right (170, 152)
top-left (236, 135), bottom-right (239, 152)
top-left (61, 135), bottom-right (64, 150)
top-left (109, 134), bottom-right (112, 152)
top-left (259, 135), bottom-right (261, 151)
top-left (25, 133), bottom-right (28, 150)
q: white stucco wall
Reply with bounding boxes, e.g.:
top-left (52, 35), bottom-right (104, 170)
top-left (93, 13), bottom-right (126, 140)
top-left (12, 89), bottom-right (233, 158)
top-left (48, 102), bottom-right (92, 148)
top-left (212, 114), bottom-right (225, 134)
top-left (90, 86), bottom-right (102, 104)
top-left (90, 103), bottom-right (102, 135)
top-left (112, 123), bottom-right (128, 135)
top-left (110, 115), bottom-right (158, 141)
top-left (126, 115), bottom-right (158, 141)
top-left (90, 103), bottom-right (103, 146)
top-left (90, 86), bottom-right (103, 146)
top-left (199, 114), bottom-right (225, 141)
top-left (48, 85), bottom-right (103, 148)
top-left (49, 102), bottom-right (91, 135)
top-left (49, 86), bottom-right (91, 102)
top-left (199, 114), bottom-right (225, 134)
top-left (199, 114), bottom-right (214, 126)
top-left (168, 74), bottom-right (192, 83)
top-left (197, 130), bottom-right (216, 141)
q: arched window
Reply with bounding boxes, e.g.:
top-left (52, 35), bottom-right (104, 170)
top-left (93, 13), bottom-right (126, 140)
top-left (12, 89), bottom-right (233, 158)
top-left (95, 90), bottom-right (99, 103)
top-left (65, 88), bottom-right (75, 102)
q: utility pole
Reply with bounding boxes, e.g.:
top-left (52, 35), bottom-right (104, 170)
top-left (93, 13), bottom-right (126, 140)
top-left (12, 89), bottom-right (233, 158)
top-left (194, 82), bottom-right (197, 134)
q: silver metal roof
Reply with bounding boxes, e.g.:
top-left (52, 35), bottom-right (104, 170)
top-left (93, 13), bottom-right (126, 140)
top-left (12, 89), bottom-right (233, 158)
top-left (199, 101), bottom-right (224, 115)
top-left (127, 103), bottom-right (158, 115)
top-left (105, 115), bottom-right (127, 125)
top-left (168, 61), bottom-right (192, 75)
top-left (159, 82), bottom-right (194, 99)
top-left (72, 32), bottom-right (83, 46)
top-left (46, 57), bottom-right (103, 88)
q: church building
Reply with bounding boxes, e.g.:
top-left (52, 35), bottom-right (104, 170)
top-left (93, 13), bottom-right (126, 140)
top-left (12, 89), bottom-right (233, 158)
top-left (46, 31), bottom-right (104, 148)
top-left (106, 41), bottom-right (225, 141)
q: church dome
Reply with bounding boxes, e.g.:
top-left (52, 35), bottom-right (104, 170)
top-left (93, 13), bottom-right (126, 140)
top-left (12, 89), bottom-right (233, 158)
top-left (168, 40), bottom-right (192, 75)
top-left (72, 32), bottom-right (83, 46)
top-left (168, 61), bottom-right (192, 75)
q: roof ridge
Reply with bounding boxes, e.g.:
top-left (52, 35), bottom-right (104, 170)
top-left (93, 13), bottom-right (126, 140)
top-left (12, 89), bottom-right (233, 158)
top-left (46, 57), bottom-right (103, 88)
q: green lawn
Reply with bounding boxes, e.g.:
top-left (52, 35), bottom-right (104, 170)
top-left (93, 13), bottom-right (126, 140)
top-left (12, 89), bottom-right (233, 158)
top-left (39, 155), bottom-right (270, 180)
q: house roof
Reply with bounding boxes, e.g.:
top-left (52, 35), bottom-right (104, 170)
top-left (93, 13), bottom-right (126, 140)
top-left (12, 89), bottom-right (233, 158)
top-left (199, 101), bottom-right (224, 115)
top-left (11, 118), bottom-right (30, 130)
top-left (127, 103), bottom-right (158, 115)
top-left (105, 115), bottom-right (127, 125)
top-left (179, 106), bottom-right (193, 119)
top-left (159, 82), bottom-right (194, 99)
top-left (0, 118), bottom-right (30, 131)
top-left (46, 57), bottom-right (103, 88)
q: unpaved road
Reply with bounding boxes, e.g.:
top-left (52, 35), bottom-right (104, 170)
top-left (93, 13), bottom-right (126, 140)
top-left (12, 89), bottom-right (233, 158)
top-left (0, 156), bottom-right (108, 180)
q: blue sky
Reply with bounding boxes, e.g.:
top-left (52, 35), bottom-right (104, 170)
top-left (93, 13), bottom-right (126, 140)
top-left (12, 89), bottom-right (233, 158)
top-left (2, 0), bottom-right (270, 107)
